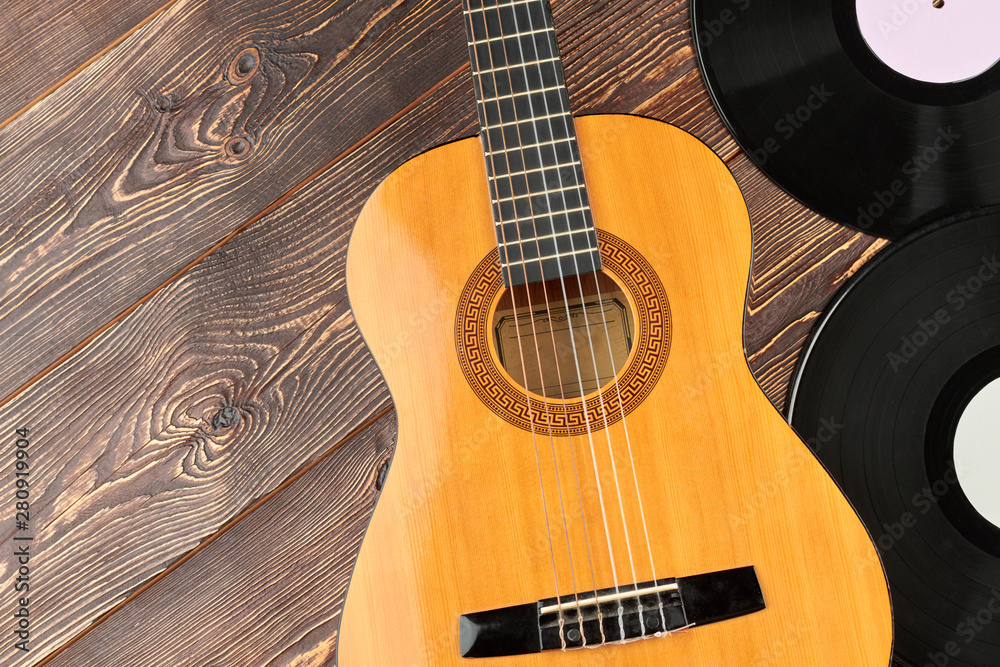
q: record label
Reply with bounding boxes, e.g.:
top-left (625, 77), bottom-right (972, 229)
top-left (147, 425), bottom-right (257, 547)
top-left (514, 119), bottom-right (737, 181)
top-left (856, 0), bottom-right (1000, 84)
top-left (953, 378), bottom-right (1000, 528)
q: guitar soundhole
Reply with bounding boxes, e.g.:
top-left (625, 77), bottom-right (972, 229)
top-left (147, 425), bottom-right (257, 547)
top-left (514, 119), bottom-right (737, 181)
top-left (456, 231), bottom-right (671, 437)
top-left (491, 270), bottom-right (635, 400)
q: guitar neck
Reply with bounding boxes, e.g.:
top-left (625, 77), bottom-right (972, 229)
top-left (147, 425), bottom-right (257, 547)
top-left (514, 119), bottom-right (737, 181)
top-left (463, 0), bottom-right (601, 287)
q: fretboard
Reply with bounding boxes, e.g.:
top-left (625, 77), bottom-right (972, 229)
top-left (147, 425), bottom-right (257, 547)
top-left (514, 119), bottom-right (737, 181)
top-left (463, 0), bottom-right (601, 287)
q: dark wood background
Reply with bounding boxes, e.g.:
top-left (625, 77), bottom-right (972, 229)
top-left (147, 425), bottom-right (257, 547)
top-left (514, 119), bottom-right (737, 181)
top-left (0, 0), bottom-right (885, 664)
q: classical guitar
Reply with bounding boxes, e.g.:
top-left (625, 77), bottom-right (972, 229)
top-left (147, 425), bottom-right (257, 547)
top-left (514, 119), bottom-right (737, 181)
top-left (340, 0), bottom-right (892, 663)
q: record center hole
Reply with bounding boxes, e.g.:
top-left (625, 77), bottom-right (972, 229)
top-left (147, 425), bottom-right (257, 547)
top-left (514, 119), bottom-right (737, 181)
top-left (953, 377), bottom-right (1000, 528)
top-left (492, 270), bottom-right (634, 400)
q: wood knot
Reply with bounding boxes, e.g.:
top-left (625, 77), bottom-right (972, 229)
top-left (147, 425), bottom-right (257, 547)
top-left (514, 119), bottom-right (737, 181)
top-left (154, 94), bottom-right (172, 113)
top-left (375, 460), bottom-right (390, 492)
top-left (224, 136), bottom-right (253, 159)
top-left (213, 406), bottom-right (241, 430)
top-left (227, 46), bottom-right (260, 84)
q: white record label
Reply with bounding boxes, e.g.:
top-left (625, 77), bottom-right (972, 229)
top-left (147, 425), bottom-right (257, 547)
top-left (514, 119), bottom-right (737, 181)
top-left (954, 377), bottom-right (1000, 528)
top-left (856, 0), bottom-right (1000, 83)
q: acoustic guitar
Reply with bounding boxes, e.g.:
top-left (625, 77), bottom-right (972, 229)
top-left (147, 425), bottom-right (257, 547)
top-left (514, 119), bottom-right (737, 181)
top-left (339, 0), bottom-right (893, 663)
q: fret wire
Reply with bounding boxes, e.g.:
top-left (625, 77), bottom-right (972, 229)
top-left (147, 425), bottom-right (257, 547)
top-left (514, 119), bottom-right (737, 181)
top-left (464, 0), bottom-right (601, 287)
top-left (467, 26), bottom-right (551, 45)
top-left (498, 226), bottom-right (591, 246)
top-left (466, 0), bottom-right (543, 13)
top-left (510, 3), bottom-right (600, 270)
top-left (493, 136), bottom-right (573, 153)
top-left (486, 160), bottom-right (581, 180)
top-left (500, 245), bottom-right (599, 266)
top-left (485, 110), bottom-right (570, 129)
top-left (493, 205), bottom-right (589, 225)
top-left (492, 182), bottom-right (585, 204)
top-left (479, 84), bottom-right (564, 103)
top-left (474, 57), bottom-right (560, 75)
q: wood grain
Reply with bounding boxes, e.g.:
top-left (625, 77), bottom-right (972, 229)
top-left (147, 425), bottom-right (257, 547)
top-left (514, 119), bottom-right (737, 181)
top-left (729, 153), bottom-right (888, 411)
top-left (0, 136), bottom-right (405, 663)
top-left (0, 0), bottom-right (469, 403)
top-left (0, 0), bottom-right (175, 130)
top-left (555, 0), bottom-right (735, 154)
top-left (27, 68), bottom-right (479, 667)
top-left (0, 298), bottom-right (388, 663)
top-left (41, 412), bottom-right (396, 667)
top-left (340, 114), bottom-right (891, 665)
top-left (0, 61), bottom-right (482, 666)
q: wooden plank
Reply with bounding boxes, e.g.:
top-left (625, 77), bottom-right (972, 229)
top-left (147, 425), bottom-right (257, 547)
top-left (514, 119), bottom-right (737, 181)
top-left (19, 69), bottom-right (477, 666)
top-left (0, 137), bottom-right (399, 662)
top-left (0, 50), bottom-right (478, 658)
top-left (0, 292), bottom-right (392, 661)
top-left (42, 412), bottom-right (397, 667)
top-left (729, 152), bottom-right (889, 412)
top-left (25, 5), bottom-right (891, 666)
top-left (556, 0), bottom-right (736, 155)
top-left (0, 0), bottom-right (470, 403)
top-left (0, 0), bottom-right (175, 130)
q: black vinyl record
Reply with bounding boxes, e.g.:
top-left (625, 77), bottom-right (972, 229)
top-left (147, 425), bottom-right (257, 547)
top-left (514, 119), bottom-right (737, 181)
top-left (789, 211), bottom-right (1000, 667)
top-left (692, 0), bottom-right (1000, 239)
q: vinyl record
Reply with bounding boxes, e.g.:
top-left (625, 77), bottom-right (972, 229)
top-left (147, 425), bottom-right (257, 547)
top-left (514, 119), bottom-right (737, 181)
top-left (789, 210), bottom-right (1000, 667)
top-left (692, 0), bottom-right (1000, 239)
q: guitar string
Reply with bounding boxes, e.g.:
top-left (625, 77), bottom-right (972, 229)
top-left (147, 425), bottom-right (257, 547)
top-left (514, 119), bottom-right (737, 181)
top-left (504, 0), bottom-right (632, 642)
top-left (471, 0), bottom-right (667, 645)
top-left (583, 260), bottom-right (669, 635)
top-left (515, 0), bottom-right (667, 637)
top-left (462, 0), bottom-right (569, 648)
top-left (477, 0), bottom-right (603, 646)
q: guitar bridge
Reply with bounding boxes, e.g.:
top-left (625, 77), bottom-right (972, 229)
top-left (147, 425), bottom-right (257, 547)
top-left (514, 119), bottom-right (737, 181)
top-left (459, 566), bottom-right (765, 657)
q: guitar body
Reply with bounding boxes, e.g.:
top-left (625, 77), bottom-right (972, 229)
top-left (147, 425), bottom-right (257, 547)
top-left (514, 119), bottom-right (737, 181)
top-left (340, 114), bottom-right (892, 666)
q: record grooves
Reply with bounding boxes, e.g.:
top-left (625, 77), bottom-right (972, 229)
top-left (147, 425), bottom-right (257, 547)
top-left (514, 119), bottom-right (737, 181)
top-left (789, 212), bottom-right (1000, 667)
top-left (692, 0), bottom-right (1000, 239)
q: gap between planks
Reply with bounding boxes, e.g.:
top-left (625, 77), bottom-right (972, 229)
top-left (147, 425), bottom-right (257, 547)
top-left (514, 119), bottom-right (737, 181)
top-left (33, 402), bottom-right (396, 667)
top-left (0, 62), bottom-right (469, 414)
